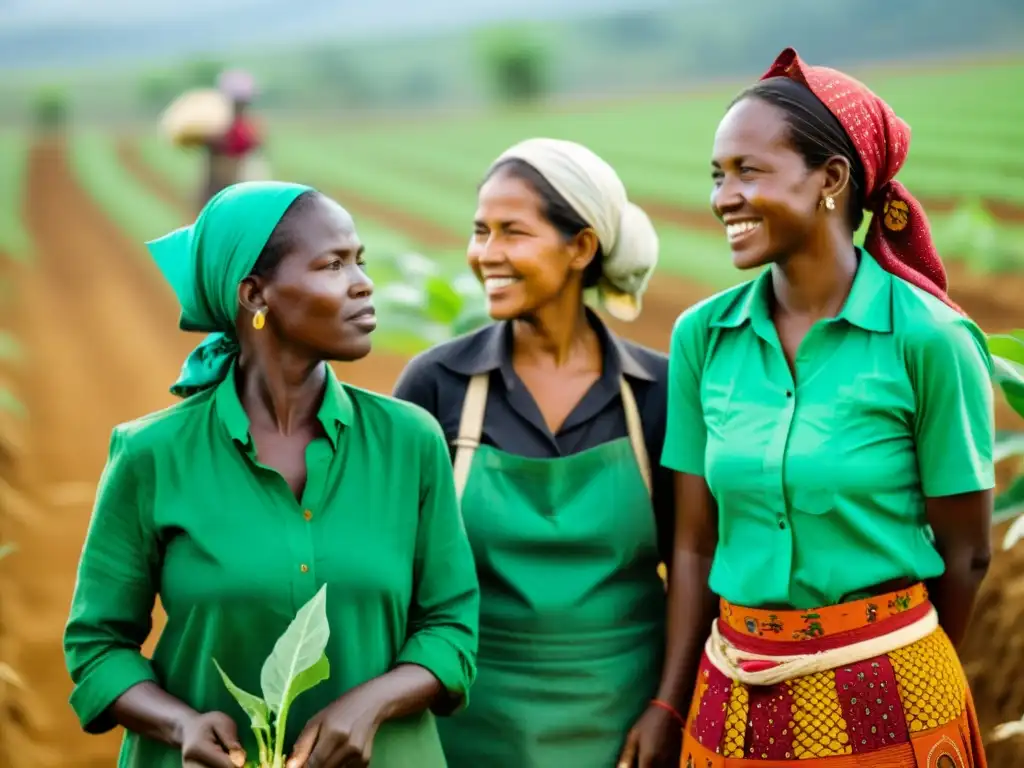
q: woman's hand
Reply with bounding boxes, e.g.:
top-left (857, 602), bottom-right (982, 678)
top-left (180, 711), bottom-right (247, 768)
top-left (286, 686), bottom-right (386, 768)
top-left (617, 703), bottom-right (684, 768)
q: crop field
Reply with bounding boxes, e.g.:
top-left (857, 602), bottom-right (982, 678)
top-left (2, 58), bottom-right (1024, 767)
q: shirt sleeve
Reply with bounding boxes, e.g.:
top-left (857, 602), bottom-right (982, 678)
top-left (908, 317), bottom-right (996, 497)
top-left (396, 418), bottom-right (480, 715)
top-left (63, 426), bottom-right (160, 734)
top-left (392, 354), bottom-right (439, 417)
top-left (660, 307), bottom-right (709, 476)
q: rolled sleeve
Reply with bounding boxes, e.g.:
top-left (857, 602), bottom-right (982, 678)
top-left (909, 318), bottom-right (996, 497)
top-left (397, 420), bottom-right (479, 714)
top-left (63, 426), bottom-right (159, 733)
top-left (661, 307), bottom-right (709, 476)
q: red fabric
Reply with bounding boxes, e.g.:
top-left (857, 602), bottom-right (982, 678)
top-left (221, 116), bottom-right (261, 157)
top-left (691, 657), bottom-right (733, 751)
top-left (761, 47), bottom-right (962, 314)
top-left (834, 656), bottom-right (909, 753)
top-left (748, 683), bottom-right (795, 760)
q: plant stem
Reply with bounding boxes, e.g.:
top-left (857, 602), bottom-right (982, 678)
top-left (272, 709), bottom-right (290, 768)
top-left (254, 727), bottom-right (269, 766)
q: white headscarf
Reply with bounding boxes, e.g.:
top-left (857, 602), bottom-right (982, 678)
top-left (489, 137), bottom-right (659, 322)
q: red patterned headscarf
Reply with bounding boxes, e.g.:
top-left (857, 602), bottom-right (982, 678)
top-left (761, 48), bottom-right (961, 314)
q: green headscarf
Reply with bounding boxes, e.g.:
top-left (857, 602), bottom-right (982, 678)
top-left (146, 180), bottom-right (314, 398)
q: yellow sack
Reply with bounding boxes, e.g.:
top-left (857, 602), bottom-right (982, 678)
top-left (159, 88), bottom-right (232, 148)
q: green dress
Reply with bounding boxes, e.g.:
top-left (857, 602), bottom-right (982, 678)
top-left (63, 364), bottom-right (480, 767)
top-left (437, 373), bottom-right (666, 767)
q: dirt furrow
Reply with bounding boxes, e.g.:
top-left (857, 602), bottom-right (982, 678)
top-left (2, 138), bottom-right (202, 768)
top-left (115, 137), bottom-right (191, 217)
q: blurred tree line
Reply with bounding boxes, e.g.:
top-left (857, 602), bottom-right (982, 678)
top-left (9, 0), bottom-right (1024, 126)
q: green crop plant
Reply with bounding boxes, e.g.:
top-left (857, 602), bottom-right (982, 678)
top-left (988, 331), bottom-right (1024, 549)
top-left (212, 584), bottom-right (331, 768)
top-left (373, 251), bottom-right (491, 347)
top-left (988, 331), bottom-right (1024, 745)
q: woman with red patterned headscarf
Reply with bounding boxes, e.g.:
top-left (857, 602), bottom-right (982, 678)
top-left (621, 49), bottom-right (994, 768)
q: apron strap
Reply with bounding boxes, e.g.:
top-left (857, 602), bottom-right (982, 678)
top-left (453, 373), bottom-right (490, 502)
top-left (452, 373), bottom-right (652, 500)
top-left (619, 376), bottom-right (652, 496)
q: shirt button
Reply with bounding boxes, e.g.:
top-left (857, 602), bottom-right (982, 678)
top-left (778, 520), bottom-right (786, 530)
top-left (785, 390), bottom-right (793, 398)
top-left (300, 564), bottom-right (309, 573)
top-left (303, 510), bottom-right (313, 521)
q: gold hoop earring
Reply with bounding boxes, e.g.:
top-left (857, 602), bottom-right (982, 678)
top-left (252, 308), bottom-right (267, 330)
top-left (824, 195), bottom-right (836, 211)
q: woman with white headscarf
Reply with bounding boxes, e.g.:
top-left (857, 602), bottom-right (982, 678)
top-left (393, 138), bottom-right (682, 767)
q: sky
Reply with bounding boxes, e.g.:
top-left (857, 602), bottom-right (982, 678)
top-left (0, 0), bottom-right (675, 70)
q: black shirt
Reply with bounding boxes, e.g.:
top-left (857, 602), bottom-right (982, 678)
top-left (391, 310), bottom-right (675, 566)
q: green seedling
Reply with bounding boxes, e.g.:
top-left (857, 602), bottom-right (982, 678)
top-left (212, 584), bottom-right (331, 768)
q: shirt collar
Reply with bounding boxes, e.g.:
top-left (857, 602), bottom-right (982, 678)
top-left (711, 248), bottom-right (892, 334)
top-left (214, 361), bottom-right (354, 450)
top-left (438, 307), bottom-right (657, 386)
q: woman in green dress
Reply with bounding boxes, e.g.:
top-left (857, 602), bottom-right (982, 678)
top-left (393, 138), bottom-right (682, 767)
top-left (63, 181), bottom-right (480, 768)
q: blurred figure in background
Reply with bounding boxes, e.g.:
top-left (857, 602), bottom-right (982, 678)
top-left (160, 67), bottom-right (271, 213)
top-left (200, 69), bottom-right (269, 209)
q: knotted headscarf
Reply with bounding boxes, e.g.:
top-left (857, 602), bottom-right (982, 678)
top-left (146, 180), bottom-right (314, 398)
top-left (489, 138), bottom-right (659, 322)
top-left (761, 48), bottom-right (961, 314)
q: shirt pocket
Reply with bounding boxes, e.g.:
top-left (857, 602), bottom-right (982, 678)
top-left (701, 378), bottom-right (736, 435)
top-left (828, 371), bottom-right (911, 457)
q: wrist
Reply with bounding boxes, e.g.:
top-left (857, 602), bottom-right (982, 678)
top-left (166, 705), bottom-right (200, 749)
top-left (650, 698), bottom-right (687, 728)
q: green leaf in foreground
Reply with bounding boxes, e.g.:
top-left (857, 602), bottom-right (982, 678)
top-left (260, 584), bottom-right (331, 766)
top-left (213, 658), bottom-right (271, 729)
top-left (260, 583), bottom-right (331, 714)
top-left (213, 658), bottom-right (272, 765)
top-left (212, 585), bottom-right (333, 767)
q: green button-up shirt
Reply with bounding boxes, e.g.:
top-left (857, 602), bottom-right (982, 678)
top-left (661, 250), bottom-right (995, 609)
top-left (64, 363), bottom-right (479, 767)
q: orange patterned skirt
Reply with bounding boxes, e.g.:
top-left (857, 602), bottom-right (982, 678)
top-left (681, 584), bottom-right (987, 767)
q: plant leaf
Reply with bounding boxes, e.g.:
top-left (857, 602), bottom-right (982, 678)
top-left (260, 584), bottom-right (331, 716)
top-left (991, 354), bottom-right (1024, 420)
top-left (212, 658), bottom-right (271, 730)
top-left (1002, 513), bottom-right (1024, 552)
top-left (994, 475), bottom-right (1024, 524)
top-left (987, 333), bottom-right (1024, 367)
top-left (0, 662), bottom-right (23, 688)
top-left (991, 714), bottom-right (1024, 742)
top-left (423, 276), bottom-right (463, 324)
top-left (994, 431), bottom-right (1024, 463)
top-left (281, 652), bottom-right (331, 711)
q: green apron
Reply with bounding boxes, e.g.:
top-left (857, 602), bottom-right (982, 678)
top-left (438, 373), bottom-right (666, 767)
